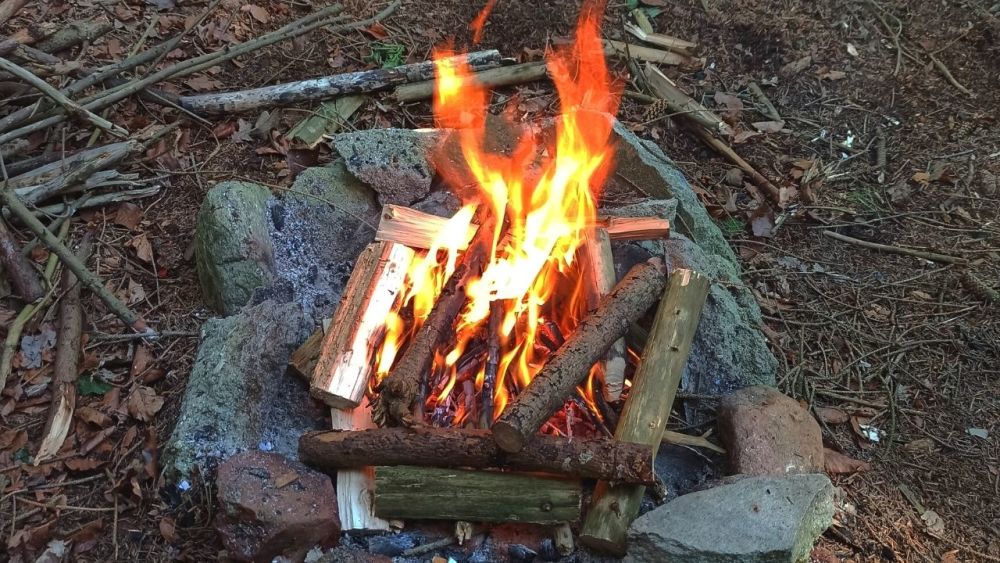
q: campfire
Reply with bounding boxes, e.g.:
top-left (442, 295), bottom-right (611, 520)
top-left (295, 7), bottom-right (708, 555)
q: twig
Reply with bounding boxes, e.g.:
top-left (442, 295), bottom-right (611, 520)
top-left (662, 429), bottom-right (726, 454)
top-left (0, 216), bottom-right (44, 300)
top-left (925, 51), bottom-right (974, 96)
top-left (401, 536), bottom-right (457, 557)
top-left (822, 230), bottom-right (967, 265)
top-left (866, 0), bottom-right (904, 76)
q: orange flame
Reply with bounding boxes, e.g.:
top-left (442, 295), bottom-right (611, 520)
top-left (469, 0), bottom-right (497, 44)
top-left (374, 6), bottom-right (619, 427)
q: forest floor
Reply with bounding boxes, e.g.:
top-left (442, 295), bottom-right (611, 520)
top-left (1, 0), bottom-right (998, 561)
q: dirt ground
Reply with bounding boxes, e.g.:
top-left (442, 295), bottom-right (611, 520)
top-left (1, 0), bottom-right (998, 561)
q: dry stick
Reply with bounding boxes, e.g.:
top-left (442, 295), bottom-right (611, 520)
top-left (17, 140), bottom-right (136, 206)
top-left (35, 236), bottom-right (90, 464)
top-left (822, 230), bottom-right (967, 265)
top-left (178, 49), bottom-right (501, 114)
top-left (480, 300), bottom-right (501, 428)
top-left (492, 259), bottom-right (668, 453)
top-left (690, 124), bottom-right (783, 204)
top-left (0, 187), bottom-right (149, 332)
top-left (926, 51), bottom-right (974, 96)
top-left (0, 0), bottom-right (28, 26)
top-left (395, 61), bottom-right (548, 102)
top-left (4, 141), bottom-right (133, 190)
top-left (580, 269), bottom-right (710, 555)
top-left (34, 21), bottom-right (112, 54)
top-left (603, 39), bottom-right (704, 67)
top-left (642, 63), bottom-right (733, 137)
top-left (623, 23), bottom-right (698, 54)
top-left (0, 217), bottom-right (44, 300)
top-left (299, 427), bottom-right (656, 484)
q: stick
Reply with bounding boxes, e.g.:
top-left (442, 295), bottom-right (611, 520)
top-left (311, 241), bottom-right (414, 408)
top-left (0, 0), bottom-right (28, 26)
top-left (747, 82), bottom-right (781, 121)
top-left (4, 142), bottom-right (133, 191)
top-left (394, 61), bottom-right (548, 102)
top-left (0, 187), bottom-right (150, 332)
top-left (822, 230), bottom-right (967, 265)
top-left (34, 236), bottom-right (90, 464)
top-left (623, 24), bottom-right (698, 54)
top-left (0, 216), bottom-right (44, 300)
top-left (300, 427), bottom-right (655, 484)
top-left (926, 51), bottom-right (974, 96)
top-left (481, 300), bottom-right (501, 428)
top-left (642, 63), bottom-right (733, 136)
top-left (580, 269), bottom-right (710, 555)
top-left (374, 466), bottom-right (581, 524)
top-left (579, 228), bottom-right (626, 401)
top-left (34, 21), bottom-right (112, 54)
top-left (603, 39), bottom-right (704, 67)
top-left (690, 124), bottom-right (783, 203)
top-left (492, 259), bottom-right (668, 453)
top-left (331, 399), bottom-right (391, 531)
top-left (179, 50), bottom-right (501, 114)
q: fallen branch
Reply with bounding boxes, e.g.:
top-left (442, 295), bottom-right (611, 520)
top-left (300, 427), bottom-right (655, 484)
top-left (492, 259), bottom-right (668, 453)
top-left (822, 230), bottom-right (967, 265)
top-left (926, 51), bottom-right (974, 96)
top-left (34, 21), bottom-right (113, 54)
top-left (623, 23), bottom-right (697, 54)
top-left (689, 124), bottom-right (784, 204)
top-left (643, 63), bottom-right (733, 137)
top-left (0, 216), bottom-right (43, 300)
top-left (394, 61), bottom-right (547, 102)
top-left (603, 39), bottom-right (704, 67)
top-left (179, 49), bottom-right (501, 114)
top-left (4, 142), bottom-right (133, 190)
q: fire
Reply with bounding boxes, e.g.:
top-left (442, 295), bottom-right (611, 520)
top-left (374, 6), bottom-right (620, 427)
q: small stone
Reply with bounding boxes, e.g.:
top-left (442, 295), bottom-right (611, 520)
top-left (626, 474), bottom-right (836, 562)
top-left (332, 128), bottom-right (436, 206)
top-left (718, 386), bottom-right (824, 476)
top-left (366, 534), bottom-right (416, 557)
top-left (215, 451), bottom-right (338, 563)
top-left (507, 544), bottom-right (538, 562)
top-left (724, 168), bottom-right (745, 187)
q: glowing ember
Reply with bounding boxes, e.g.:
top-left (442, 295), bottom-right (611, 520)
top-left (373, 6), bottom-right (620, 427)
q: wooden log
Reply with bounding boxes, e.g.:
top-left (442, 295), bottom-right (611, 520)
top-left (599, 216), bottom-right (670, 241)
top-left (624, 23), bottom-right (698, 54)
top-left (394, 61), bottom-right (548, 102)
top-left (492, 259), bottom-right (668, 453)
top-left (580, 269), bottom-right (709, 555)
top-left (579, 229), bottom-right (626, 401)
top-left (642, 63), bottom-right (733, 137)
top-left (178, 50), bottom-right (501, 115)
top-left (299, 427), bottom-right (655, 484)
top-left (35, 21), bottom-right (112, 54)
top-left (0, 217), bottom-right (44, 301)
top-left (603, 39), bottom-right (704, 68)
top-left (374, 466), bottom-right (581, 524)
top-left (289, 326), bottom-right (324, 381)
top-left (311, 241), bottom-right (414, 408)
top-left (331, 398), bottom-right (391, 531)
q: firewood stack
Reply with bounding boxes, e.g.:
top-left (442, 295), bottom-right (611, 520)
top-left (294, 199), bottom-right (709, 554)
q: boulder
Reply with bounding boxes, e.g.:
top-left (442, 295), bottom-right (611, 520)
top-left (626, 474), bottom-right (836, 562)
top-left (215, 451), bottom-right (338, 562)
top-left (718, 386), bottom-right (824, 476)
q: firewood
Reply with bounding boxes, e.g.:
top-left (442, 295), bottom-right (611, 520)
top-left (34, 21), bottom-right (112, 54)
top-left (599, 216), bottom-right (669, 241)
top-left (374, 466), bottom-right (581, 524)
top-left (289, 326), bottom-right (324, 380)
top-left (603, 39), bottom-right (704, 67)
top-left (492, 259), bottom-right (668, 453)
top-left (580, 269), bottom-right (709, 555)
top-left (0, 217), bottom-right (44, 301)
top-left (579, 228), bottom-right (626, 401)
top-left (311, 241), bottom-right (415, 408)
top-left (299, 427), bottom-right (655, 484)
top-left (642, 63), bottom-right (733, 137)
top-left (394, 61), bottom-right (548, 102)
top-left (623, 23), bottom-right (698, 54)
top-left (331, 399), bottom-right (390, 531)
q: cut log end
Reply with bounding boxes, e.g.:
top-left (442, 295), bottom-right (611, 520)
top-left (489, 420), bottom-right (526, 454)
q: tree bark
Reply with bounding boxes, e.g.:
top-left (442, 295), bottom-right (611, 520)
top-left (0, 217), bottom-right (44, 301)
top-left (300, 427), bottom-right (655, 484)
top-left (491, 259), bottom-right (667, 453)
top-left (580, 269), bottom-right (710, 555)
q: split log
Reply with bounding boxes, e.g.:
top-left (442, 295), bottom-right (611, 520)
top-left (289, 326), bottom-right (324, 381)
top-left (331, 399), bottom-right (391, 531)
top-left (374, 466), bottom-right (581, 524)
top-left (580, 269), bottom-right (709, 555)
top-left (492, 259), bottom-right (668, 453)
top-left (178, 50), bottom-right (501, 115)
top-left (299, 427), bottom-right (655, 484)
top-left (603, 39), bottom-right (704, 68)
top-left (624, 24), bottom-right (698, 54)
top-left (311, 241), bottom-right (414, 408)
top-left (579, 228), bottom-right (626, 401)
top-left (394, 61), bottom-right (548, 102)
top-left (35, 237), bottom-right (90, 464)
top-left (642, 63), bottom-right (733, 137)
top-left (0, 217), bottom-right (44, 301)
top-left (599, 216), bottom-right (670, 241)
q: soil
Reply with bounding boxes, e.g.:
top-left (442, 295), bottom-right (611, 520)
top-left (1, 0), bottom-right (998, 561)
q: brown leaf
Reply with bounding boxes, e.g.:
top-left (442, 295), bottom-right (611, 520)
top-left (733, 130), bottom-right (761, 144)
top-left (241, 4), bottom-right (270, 23)
top-left (126, 278), bottom-right (146, 305)
top-left (780, 55), bottom-right (812, 77)
top-left (0, 429), bottom-right (28, 451)
top-left (910, 290), bottom-right (933, 300)
top-left (159, 516), bottom-right (180, 543)
top-left (130, 344), bottom-right (154, 378)
top-left (114, 202), bottom-right (143, 231)
top-left (820, 70), bottom-right (847, 80)
top-left (69, 518), bottom-right (103, 555)
top-left (363, 22), bottom-right (390, 40)
top-left (911, 171), bottom-right (931, 186)
top-left (713, 92), bottom-right (743, 120)
top-left (129, 234), bottom-right (154, 263)
top-left (814, 406), bottom-right (849, 425)
top-left (752, 120), bottom-right (785, 133)
top-left (126, 386), bottom-right (164, 422)
top-left (65, 457), bottom-right (105, 472)
top-left (184, 74), bottom-right (224, 92)
top-left (212, 121), bottom-right (236, 139)
top-left (824, 448), bottom-right (871, 474)
top-left (749, 206), bottom-right (774, 237)
top-left (76, 406), bottom-right (111, 427)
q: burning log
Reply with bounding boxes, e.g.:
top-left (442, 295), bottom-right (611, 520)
top-left (299, 427), bottom-right (655, 484)
top-left (374, 466), bottom-right (581, 524)
top-left (394, 61), bottom-right (549, 102)
top-left (580, 269), bottom-right (709, 555)
top-left (579, 228), bottom-right (626, 401)
top-left (600, 216), bottom-right (670, 241)
top-left (311, 241), bottom-right (414, 409)
top-left (492, 259), bottom-right (668, 453)
top-left (331, 399), bottom-right (391, 532)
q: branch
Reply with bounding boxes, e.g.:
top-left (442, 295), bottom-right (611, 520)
top-left (822, 230), bottom-right (967, 265)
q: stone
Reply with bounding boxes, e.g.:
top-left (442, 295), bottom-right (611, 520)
top-left (626, 474), bottom-right (836, 563)
top-left (366, 534), bottom-right (416, 557)
top-left (163, 299), bottom-right (324, 479)
top-left (215, 451), bottom-right (338, 563)
top-left (718, 386), bottom-right (824, 476)
top-left (332, 128), bottom-right (437, 206)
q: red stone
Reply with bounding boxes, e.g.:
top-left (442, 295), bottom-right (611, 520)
top-left (717, 386), bottom-right (824, 476)
top-left (215, 451), bottom-right (339, 562)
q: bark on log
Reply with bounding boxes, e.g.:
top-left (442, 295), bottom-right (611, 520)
top-left (35, 21), bottom-right (113, 54)
top-left (394, 61), bottom-right (548, 102)
top-left (311, 241), bottom-right (414, 408)
top-left (374, 466), bottom-right (581, 524)
top-left (299, 427), bottom-right (655, 484)
top-left (579, 228), bottom-right (626, 401)
top-left (0, 217), bottom-right (44, 301)
top-left (178, 50), bottom-right (501, 115)
top-left (492, 259), bottom-right (668, 453)
top-left (580, 269), bottom-right (710, 555)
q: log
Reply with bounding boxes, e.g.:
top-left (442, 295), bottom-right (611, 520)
top-left (311, 241), bottom-right (414, 408)
top-left (0, 217), bottom-right (44, 301)
top-left (624, 23), bottom-right (698, 54)
top-left (289, 326), bottom-right (324, 381)
top-left (599, 216), bottom-right (670, 241)
top-left (374, 466), bottom-right (581, 524)
top-left (579, 228), bottom-right (626, 401)
top-left (394, 61), bottom-right (548, 102)
top-left (491, 259), bottom-right (668, 453)
top-left (35, 21), bottom-right (113, 54)
top-left (580, 269), bottom-right (709, 555)
top-left (331, 399), bottom-right (391, 531)
top-left (642, 63), bottom-right (733, 137)
top-left (603, 39), bottom-right (704, 67)
top-left (178, 50), bottom-right (501, 115)
top-left (5, 141), bottom-right (135, 192)
top-left (299, 427), bottom-right (655, 484)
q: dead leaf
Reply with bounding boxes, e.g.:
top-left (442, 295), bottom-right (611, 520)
top-left (126, 278), bottom-right (146, 305)
top-left (159, 516), bottom-right (180, 543)
top-left (904, 438), bottom-right (936, 453)
top-left (910, 290), bottom-right (933, 300)
top-left (0, 429), bottom-right (28, 451)
top-left (129, 234), bottom-right (154, 263)
top-left (106, 38), bottom-right (124, 58)
top-left (780, 55), bottom-right (812, 77)
top-left (114, 202), bottom-right (143, 231)
top-left (824, 448), bottom-right (871, 474)
top-left (65, 458), bottom-right (105, 472)
top-left (814, 406), bottom-right (849, 425)
top-left (241, 4), bottom-right (270, 23)
top-left (752, 120), bottom-right (785, 133)
top-left (922, 509), bottom-right (945, 535)
top-left (713, 92), bottom-right (743, 120)
top-left (749, 207), bottom-right (774, 237)
top-left (213, 121), bottom-right (237, 139)
top-left (863, 303), bottom-right (890, 322)
top-left (76, 406), bottom-right (111, 427)
top-left (131, 344), bottom-right (154, 378)
top-left (69, 519), bottom-right (103, 555)
top-left (231, 118), bottom-right (253, 143)
top-left (363, 22), bottom-right (390, 40)
top-left (911, 171), bottom-right (931, 186)
top-left (184, 74), bottom-right (224, 92)
top-left (820, 70), bottom-right (847, 81)
top-left (127, 386), bottom-right (164, 422)
top-left (733, 130), bottom-right (761, 144)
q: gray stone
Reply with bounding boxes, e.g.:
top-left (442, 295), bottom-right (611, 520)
top-left (626, 474), bottom-right (836, 563)
top-left (163, 299), bottom-right (324, 478)
top-left (332, 128), bottom-right (437, 206)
